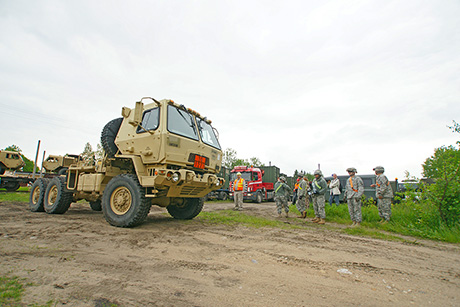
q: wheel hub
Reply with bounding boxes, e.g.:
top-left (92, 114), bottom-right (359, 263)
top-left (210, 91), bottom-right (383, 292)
top-left (32, 186), bottom-right (40, 204)
top-left (110, 187), bottom-right (132, 215)
top-left (48, 186), bottom-right (57, 205)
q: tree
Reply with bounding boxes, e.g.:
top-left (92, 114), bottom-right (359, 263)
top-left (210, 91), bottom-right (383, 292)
top-left (81, 142), bottom-right (96, 166)
top-left (222, 148), bottom-right (264, 169)
top-left (422, 122), bottom-right (460, 225)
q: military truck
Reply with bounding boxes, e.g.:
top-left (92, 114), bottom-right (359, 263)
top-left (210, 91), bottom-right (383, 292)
top-left (42, 154), bottom-right (81, 175)
top-left (29, 97), bottom-right (224, 227)
top-left (0, 150), bottom-right (33, 191)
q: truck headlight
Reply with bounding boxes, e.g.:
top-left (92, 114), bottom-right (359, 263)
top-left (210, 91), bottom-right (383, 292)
top-left (172, 172), bottom-right (180, 183)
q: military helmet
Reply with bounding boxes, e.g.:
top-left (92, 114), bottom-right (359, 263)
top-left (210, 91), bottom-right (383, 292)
top-left (313, 169), bottom-right (323, 176)
top-left (346, 167), bottom-right (357, 173)
top-left (279, 176), bottom-right (286, 182)
top-left (373, 166), bottom-right (385, 173)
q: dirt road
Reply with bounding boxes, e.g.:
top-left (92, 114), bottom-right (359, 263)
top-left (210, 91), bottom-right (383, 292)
top-left (1, 197), bottom-right (459, 306)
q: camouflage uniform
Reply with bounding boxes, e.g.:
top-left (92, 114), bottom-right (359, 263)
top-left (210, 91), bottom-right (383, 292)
top-left (345, 175), bottom-right (364, 223)
top-left (375, 173), bottom-right (393, 221)
top-left (311, 176), bottom-right (327, 219)
top-left (274, 180), bottom-right (291, 214)
top-left (296, 178), bottom-right (307, 214)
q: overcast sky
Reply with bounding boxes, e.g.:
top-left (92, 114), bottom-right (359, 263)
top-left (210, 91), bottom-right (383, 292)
top-left (1, 0), bottom-right (459, 181)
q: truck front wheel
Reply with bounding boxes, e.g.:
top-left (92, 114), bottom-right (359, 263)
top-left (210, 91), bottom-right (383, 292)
top-left (102, 174), bottom-right (151, 227)
top-left (5, 182), bottom-right (20, 192)
top-left (167, 198), bottom-right (204, 220)
top-left (29, 178), bottom-right (50, 212)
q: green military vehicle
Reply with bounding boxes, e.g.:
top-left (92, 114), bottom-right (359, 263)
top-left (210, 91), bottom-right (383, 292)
top-left (29, 97), bottom-right (224, 227)
top-left (42, 154), bottom-right (81, 175)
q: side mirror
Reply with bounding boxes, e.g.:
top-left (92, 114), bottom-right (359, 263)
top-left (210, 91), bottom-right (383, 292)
top-left (128, 101), bottom-right (143, 126)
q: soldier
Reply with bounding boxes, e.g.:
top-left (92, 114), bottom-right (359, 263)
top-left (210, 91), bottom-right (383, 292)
top-left (344, 167), bottom-right (364, 226)
top-left (274, 176), bottom-right (291, 218)
top-left (311, 170), bottom-right (328, 224)
top-left (292, 177), bottom-right (300, 205)
top-left (232, 172), bottom-right (246, 211)
top-left (296, 175), bottom-right (308, 218)
top-left (370, 166), bottom-right (393, 223)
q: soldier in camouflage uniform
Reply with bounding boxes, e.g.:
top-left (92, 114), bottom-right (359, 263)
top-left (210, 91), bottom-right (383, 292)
top-left (274, 176), bottom-right (292, 218)
top-left (344, 167), bottom-right (364, 226)
top-left (370, 166), bottom-right (393, 223)
top-left (311, 170), bottom-right (328, 224)
top-left (296, 175), bottom-right (308, 218)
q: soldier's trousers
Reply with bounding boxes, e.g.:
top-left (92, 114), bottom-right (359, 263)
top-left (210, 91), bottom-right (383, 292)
top-left (234, 191), bottom-right (243, 209)
top-left (275, 195), bottom-right (289, 214)
top-left (347, 198), bottom-right (362, 222)
top-left (377, 198), bottom-right (392, 221)
top-left (312, 194), bottom-right (326, 219)
top-left (296, 196), bottom-right (307, 213)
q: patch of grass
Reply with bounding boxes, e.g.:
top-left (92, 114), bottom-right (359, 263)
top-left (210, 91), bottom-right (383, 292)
top-left (0, 187), bottom-right (30, 203)
top-left (198, 210), bottom-right (302, 229)
top-left (0, 274), bottom-right (54, 307)
top-left (0, 275), bottom-right (24, 306)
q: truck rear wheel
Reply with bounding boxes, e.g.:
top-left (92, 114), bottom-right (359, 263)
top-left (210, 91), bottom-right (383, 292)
top-left (101, 117), bottom-right (123, 157)
top-left (102, 174), bottom-right (151, 227)
top-left (167, 198), bottom-right (204, 220)
top-left (44, 177), bottom-right (73, 214)
top-left (29, 178), bottom-right (50, 212)
top-left (219, 191), bottom-right (228, 201)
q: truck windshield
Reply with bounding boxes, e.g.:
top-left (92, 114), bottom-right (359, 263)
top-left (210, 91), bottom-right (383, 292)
top-left (230, 172), bottom-right (251, 182)
top-left (167, 105), bottom-right (199, 140)
top-left (196, 118), bottom-right (221, 150)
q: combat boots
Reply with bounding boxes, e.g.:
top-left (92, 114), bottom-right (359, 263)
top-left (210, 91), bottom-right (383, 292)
top-left (297, 211), bottom-right (306, 219)
top-left (312, 217), bottom-right (319, 223)
top-left (285, 212), bottom-right (289, 218)
top-left (317, 218), bottom-right (325, 225)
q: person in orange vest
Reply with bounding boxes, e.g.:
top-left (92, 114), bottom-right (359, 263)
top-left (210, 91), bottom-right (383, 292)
top-left (344, 167), bottom-right (364, 227)
top-left (233, 172), bottom-right (246, 211)
top-left (292, 177), bottom-right (300, 205)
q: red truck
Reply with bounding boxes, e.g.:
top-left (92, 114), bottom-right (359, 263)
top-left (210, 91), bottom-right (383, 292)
top-left (228, 165), bottom-right (279, 203)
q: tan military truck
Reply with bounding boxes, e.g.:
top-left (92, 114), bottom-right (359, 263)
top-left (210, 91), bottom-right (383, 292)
top-left (42, 154), bottom-right (81, 175)
top-left (0, 150), bottom-right (29, 191)
top-left (29, 97), bottom-right (225, 227)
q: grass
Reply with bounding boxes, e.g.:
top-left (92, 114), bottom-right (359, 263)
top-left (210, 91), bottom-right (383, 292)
top-left (0, 187), bottom-right (30, 203)
top-left (0, 275), bottom-right (24, 306)
top-left (199, 209), bottom-right (303, 229)
top-left (0, 274), bottom-right (55, 307)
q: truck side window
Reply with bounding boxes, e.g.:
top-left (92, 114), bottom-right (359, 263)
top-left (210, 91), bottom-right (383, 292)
top-left (253, 173), bottom-right (259, 180)
top-left (137, 107), bottom-right (160, 133)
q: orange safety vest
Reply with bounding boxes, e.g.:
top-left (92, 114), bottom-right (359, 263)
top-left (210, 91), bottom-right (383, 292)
top-left (234, 178), bottom-right (244, 191)
top-left (294, 183), bottom-right (299, 191)
top-left (349, 177), bottom-right (358, 192)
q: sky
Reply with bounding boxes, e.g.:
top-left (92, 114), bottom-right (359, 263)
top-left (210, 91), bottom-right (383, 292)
top-left (1, 0), bottom-right (459, 181)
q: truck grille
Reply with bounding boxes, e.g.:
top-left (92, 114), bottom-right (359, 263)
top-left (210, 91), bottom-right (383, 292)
top-left (180, 186), bottom-right (207, 196)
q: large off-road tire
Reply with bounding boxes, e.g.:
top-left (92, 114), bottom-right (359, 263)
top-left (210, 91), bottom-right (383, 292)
top-left (29, 178), bottom-right (50, 212)
top-left (44, 177), bottom-right (73, 214)
top-left (101, 117), bottom-right (123, 157)
top-left (167, 198), bottom-right (204, 220)
top-left (5, 181), bottom-right (21, 192)
top-left (102, 174), bottom-right (151, 227)
top-left (89, 199), bottom-right (102, 211)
